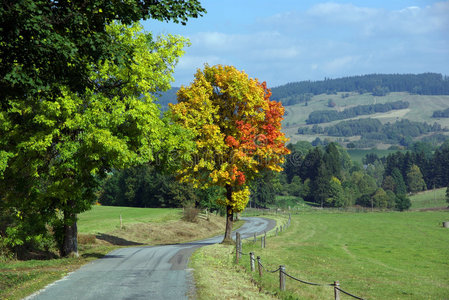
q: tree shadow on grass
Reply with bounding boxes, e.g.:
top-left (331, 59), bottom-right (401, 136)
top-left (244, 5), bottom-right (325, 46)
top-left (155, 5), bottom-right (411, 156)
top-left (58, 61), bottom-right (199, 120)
top-left (95, 233), bottom-right (144, 246)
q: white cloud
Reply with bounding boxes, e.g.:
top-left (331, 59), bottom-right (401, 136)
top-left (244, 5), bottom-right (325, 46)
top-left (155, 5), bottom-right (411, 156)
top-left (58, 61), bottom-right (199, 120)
top-left (307, 2), bottom-right (379, 23)
top-left (164, 1), bottom-right (449, 86)
top-left (322, 56), bottom-right (362, 73)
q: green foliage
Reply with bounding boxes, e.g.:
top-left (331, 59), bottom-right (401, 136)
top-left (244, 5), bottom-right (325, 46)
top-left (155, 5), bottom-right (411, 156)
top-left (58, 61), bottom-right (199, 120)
top-left (395, 194), bottom-right (411, 211)
top-left (406, 164), bottom-right (426, 193)
top-left (300, 118), bottom-right (445, 148)
top-left (250, 170), bottom-right (279, 208)
top-left (99, 165), bottom-right (198, 208)
top-left (0, 22), bottom-right (190, 256)
top-left (432, 107), bottom-right (449, 118)
top-left (0, 0), bottom-right (205, 106)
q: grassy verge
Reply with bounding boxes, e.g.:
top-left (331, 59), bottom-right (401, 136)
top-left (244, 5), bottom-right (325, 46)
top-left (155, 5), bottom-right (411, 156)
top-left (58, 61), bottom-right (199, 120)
top-left (190, 213), bottom-right (289, 299)
top-left (189, 244), bottom-right (276, 300)
top-left (0, 206), bottom-right (229, 300)
top-left (238, 210), bottom-right (449, 299)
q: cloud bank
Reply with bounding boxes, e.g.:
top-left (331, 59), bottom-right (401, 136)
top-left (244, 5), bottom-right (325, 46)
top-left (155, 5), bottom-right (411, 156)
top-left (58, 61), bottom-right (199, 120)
top-left (149, 1), bottom-right (449, 87)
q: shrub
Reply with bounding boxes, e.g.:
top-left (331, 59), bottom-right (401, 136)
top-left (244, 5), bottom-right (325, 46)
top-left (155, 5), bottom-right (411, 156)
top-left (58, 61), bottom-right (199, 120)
top-left (182, 205), bottom-right (200, 223)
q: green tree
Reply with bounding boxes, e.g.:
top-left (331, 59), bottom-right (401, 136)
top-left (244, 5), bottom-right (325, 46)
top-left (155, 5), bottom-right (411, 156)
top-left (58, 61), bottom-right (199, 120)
top-left (372, 188), bottom-right (388, 209)
top-left (406, 164), bottom-right (427, 193)
top-left (323, 143), bottom-right (342, 179)
top-left (385, 190), bottom-right (398, 209)
top-left (1, 23), bottom-right (190, 256)
top-left (312, 163), bottom-right (332, 207)
top-left (391, 168), bottom-right (407, 195)
top-left (0, 0), bottom-right (205, 110)
top-left (382, 175), bottom-right (396, 192)
top-left (326, 177), bottom-right (345, 207)
top-left (287, 176), bottom-right (304, 198)
top-left (250, 170), bottom-right (279, 208)
top-left (395, 194), bottom-right (411, 211)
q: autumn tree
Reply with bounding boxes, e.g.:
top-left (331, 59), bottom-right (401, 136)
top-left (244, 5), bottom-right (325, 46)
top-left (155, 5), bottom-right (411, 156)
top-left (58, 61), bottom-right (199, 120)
top-left (170, 65), bottom-right (289, 243)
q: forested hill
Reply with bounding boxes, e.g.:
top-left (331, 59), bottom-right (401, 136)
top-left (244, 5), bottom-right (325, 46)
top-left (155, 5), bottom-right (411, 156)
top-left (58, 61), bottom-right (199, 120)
top-left (271, 73), bottom-right (449, 103)
top-left (154, 87), bottom-right (179, 111)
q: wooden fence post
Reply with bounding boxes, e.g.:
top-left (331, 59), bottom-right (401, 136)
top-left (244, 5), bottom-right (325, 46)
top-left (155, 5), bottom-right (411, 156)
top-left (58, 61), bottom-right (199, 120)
top-left (236, 232), bottom-right (241, 261)
top-left (235, 242), bottom-right (239, 264)
top-left (250, 252), bottom-right (255, 272)
top-left (276, 227), bottom-right (278, 236)
top-left (334, 281), bottom-right (340, 300)
top-left (257, 256), bottom-right (263, 277)
top-left (238, 233), bottom-right (242, 257)
top-left (235, 232), bottom-right (241, 264)
top-left (279, 265), bottom-right (286, 291)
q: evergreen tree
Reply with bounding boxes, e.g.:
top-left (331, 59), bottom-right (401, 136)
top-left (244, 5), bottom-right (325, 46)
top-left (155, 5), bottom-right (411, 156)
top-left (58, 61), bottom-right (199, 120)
top-left (391, 168), bottom-right (407, 195)
top-left (395, 194), bottom-right (411, 211)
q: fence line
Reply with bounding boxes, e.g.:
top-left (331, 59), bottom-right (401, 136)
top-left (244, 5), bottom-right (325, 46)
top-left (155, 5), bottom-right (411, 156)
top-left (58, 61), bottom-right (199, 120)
top-left (235, 213), bottom-right (366, 300)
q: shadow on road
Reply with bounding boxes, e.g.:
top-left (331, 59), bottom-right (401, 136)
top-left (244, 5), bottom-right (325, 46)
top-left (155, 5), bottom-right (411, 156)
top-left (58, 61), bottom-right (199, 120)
top-left (95, 233), bottom-right (144, 246)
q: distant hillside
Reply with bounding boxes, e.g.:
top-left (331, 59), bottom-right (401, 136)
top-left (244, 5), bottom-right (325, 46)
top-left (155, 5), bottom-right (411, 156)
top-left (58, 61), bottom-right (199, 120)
top-left (153, 87), bottom-right (179, 111)
top-left (282, 91), bottom-right (449, 147)
top-left (271, 73), bottom-right (449, 106)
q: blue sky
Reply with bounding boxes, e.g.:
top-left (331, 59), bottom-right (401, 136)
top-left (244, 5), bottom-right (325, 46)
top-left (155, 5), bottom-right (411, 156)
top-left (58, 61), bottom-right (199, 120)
top-left (143, 1), bottom-right (449, 88)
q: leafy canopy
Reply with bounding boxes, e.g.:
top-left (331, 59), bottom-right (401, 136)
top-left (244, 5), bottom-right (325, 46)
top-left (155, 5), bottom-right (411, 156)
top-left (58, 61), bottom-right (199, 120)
top-left (0, 23), bottom-right (191, 254)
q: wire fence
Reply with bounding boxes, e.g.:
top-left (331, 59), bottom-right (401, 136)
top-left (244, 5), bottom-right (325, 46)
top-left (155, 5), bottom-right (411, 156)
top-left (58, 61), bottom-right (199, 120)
top-left (234, 214), bottom-right (366, 300)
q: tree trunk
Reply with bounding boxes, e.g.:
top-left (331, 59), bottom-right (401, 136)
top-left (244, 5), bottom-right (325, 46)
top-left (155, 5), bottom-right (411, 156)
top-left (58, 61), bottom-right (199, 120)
top-left (222, 185), bottom-right (234, 244)
top-left (61, 211), bottom-right (79, 257)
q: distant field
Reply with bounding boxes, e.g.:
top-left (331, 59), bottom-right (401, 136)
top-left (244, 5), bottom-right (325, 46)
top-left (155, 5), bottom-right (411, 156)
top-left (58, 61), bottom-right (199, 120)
top-left (77, 205), bottom-right (182, 234)
top-left (347, 149), bottom-right (403, 163)
top-left (241, 210), bottom-right (449, 299)
top-left (410, 188), bottom-right (448, 210)
top-left (282, 92), bottom-right (449, 145)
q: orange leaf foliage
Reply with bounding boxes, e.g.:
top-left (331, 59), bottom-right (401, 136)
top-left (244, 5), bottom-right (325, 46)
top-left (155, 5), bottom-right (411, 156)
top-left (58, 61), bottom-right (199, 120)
top-left (170, 65), bottom-right (289, 213)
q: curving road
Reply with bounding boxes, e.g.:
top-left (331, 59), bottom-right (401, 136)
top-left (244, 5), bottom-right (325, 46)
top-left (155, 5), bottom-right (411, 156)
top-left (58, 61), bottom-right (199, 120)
top-left (27, 217), bottom-right (275, 300)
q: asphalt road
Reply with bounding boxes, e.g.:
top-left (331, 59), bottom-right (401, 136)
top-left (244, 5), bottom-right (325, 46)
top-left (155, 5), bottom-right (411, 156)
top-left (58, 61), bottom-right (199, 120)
top-left (27, 217), bottom-right (275, 300)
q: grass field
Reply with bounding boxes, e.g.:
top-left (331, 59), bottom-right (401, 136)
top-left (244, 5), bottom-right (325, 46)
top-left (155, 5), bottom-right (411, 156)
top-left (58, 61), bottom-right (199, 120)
top-left (238, 210), bottom-right (449, 299)
top-left (347, 149), bottom-right (403, 163)
top-left (410, 188), bottom-right (448, 210)
top-left (77, 205), bottom-right (182, 234)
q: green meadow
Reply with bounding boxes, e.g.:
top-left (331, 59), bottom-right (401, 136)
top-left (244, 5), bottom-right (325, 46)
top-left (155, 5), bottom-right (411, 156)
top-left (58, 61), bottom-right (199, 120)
top-left (409, 188), bottom-right (448, 210)
top-left (77, 205), bottom-right (182, 234)
top-left (239, 210), bottom-right (449, 299)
